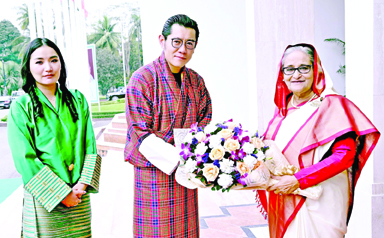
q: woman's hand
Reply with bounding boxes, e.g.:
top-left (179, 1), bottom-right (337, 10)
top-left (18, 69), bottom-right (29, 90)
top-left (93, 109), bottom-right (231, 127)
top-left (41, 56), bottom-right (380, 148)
top-left (62, 191), bottom-right (81, 207)
top-left (72, 182), bottom-right (87, 199)
top-left (267, 175), bottom-right (300, 195)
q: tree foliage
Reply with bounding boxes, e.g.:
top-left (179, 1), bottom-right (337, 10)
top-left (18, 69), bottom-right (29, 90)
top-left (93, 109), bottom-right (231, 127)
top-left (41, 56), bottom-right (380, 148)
top-left (125, 8), bottom-right (143, 78)
top-left (0, 60), bottom-right (22, 95)
top-left (0, 20), bottom-right (22, 63)
top-left (17, 3), bottom-right (29, 31)
top-left (96, 48), bottom-right (124, 95)
top-left (11, 3), bottom-right (31, 59)
top-left (87, 16), bottom-right (120, 55)
top-left (86, 4), bottom-right (143, 94)
top-left (11, 35), bottom-right (30, 59)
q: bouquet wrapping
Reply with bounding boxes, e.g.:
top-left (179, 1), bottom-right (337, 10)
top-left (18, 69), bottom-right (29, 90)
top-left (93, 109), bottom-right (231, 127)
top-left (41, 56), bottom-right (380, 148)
top-left (261, 140), bottom-right (323, 199)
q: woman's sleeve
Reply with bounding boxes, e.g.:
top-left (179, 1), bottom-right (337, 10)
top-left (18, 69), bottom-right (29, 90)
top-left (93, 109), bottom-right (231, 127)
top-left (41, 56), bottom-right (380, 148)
top-left (7, 102), bottom-right (71, 212)
top-left (294, 136), bottom-right (357, 189)
top-left (76, 91), bottom-right (102, 193)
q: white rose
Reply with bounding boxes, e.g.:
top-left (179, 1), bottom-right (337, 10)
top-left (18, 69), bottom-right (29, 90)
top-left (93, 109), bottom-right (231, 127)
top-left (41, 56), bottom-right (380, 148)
top-left (256, 151), bottom-right (266, 161)
top-left (184, 159), bottom-right (197, 173)
top-left (219, 129), bottom-right (233, 140)
top-left (224, 139), bottom-right (240, 151)
top-left (204, 123), bottom-right (218, 134)
top-left (242, 142), bottom-right (255, 154)
top-left (243, 155), bottom-right (257, 168)
top-left (202, 164), bottom-right (220, 182)
top-left (183, 133), bottom-right (194, 144)
top-left (217, 173), bottom-right (233, 189)
top-left (219, 159), bottom-right (235, 174)
top-left (225, 121), bottom-right (238, 130)
top-left (195, 131), bottom-right (207, 143)
top-left (195, 143), bottom-right (208, 155)
top-left (208, 135), bottom-right (223, 148)
top-left (251, 137), bottom-right (265, 149)
top-left (209, 146), bottom-right (225, 160)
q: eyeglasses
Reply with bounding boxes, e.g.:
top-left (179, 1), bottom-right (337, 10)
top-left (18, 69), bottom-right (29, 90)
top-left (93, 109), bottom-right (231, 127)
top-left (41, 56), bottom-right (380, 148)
top-left (171, 38), bottom-right (196, 50)
top-left (282, 65), bottom-right (312, 75)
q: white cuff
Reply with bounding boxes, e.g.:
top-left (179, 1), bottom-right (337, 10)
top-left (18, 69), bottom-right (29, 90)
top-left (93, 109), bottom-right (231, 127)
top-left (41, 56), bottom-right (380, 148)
top-left (139, 134), bottom-right (180, 175)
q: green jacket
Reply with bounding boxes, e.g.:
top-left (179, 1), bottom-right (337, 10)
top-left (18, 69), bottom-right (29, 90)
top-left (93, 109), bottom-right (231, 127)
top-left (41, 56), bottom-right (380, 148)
top-left (7, 86), bottom-right (101, 212)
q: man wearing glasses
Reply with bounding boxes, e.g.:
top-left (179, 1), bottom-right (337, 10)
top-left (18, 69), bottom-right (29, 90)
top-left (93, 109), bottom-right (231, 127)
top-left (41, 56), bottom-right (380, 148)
top-left (125, 14), bottom-right (212, 237)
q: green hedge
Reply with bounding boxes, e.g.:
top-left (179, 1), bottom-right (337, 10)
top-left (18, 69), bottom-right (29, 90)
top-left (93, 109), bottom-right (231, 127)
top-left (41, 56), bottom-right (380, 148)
top-left (91, 98), bottom-right (125, 107)
top-left (92, 111), bottom-right (124, 118)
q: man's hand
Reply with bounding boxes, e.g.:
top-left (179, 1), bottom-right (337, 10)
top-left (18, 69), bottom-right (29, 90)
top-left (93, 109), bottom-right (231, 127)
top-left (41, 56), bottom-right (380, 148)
top-left (267, 175), bottom-right (300, 195)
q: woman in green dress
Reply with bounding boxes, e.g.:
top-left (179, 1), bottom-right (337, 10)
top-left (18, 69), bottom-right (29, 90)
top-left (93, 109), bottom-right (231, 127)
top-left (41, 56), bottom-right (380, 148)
top-left (7, 38), bottom-right (101, 237)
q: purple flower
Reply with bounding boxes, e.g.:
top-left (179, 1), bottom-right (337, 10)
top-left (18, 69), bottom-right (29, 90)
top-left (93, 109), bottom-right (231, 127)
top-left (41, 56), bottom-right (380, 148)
top-left (237, 173), bottom-right (248, 186)
top-left (202, 153), bottom-right (209, 163)
top-left (196, 156), bottom-right (203, 165)
top-left (234, 127), bottom-right (240, 136)
top-left (237, 149), bottom-right (246, 160)
top-left (230, 151), bottom-right (239, 161)
top-left (213, 160), bottom-right (220, 168)
top-left (190, 122), bottom-right (199, 132)
top-left (217, 123), bottom-right (228, 129)
top-left (179, 144), bottom-right (192, 160)
top-left (240, 136), bottom-right (250, 144)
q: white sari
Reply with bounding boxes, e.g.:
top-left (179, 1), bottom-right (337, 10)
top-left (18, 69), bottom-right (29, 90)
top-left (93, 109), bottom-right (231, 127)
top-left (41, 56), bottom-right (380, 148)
top-left (274, 92), bottom-right (349, 238)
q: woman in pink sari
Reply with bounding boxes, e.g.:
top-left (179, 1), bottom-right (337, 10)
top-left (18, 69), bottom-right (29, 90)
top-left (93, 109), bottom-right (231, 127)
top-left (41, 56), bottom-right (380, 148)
top-left (261, 43), bottom-right (380, 238)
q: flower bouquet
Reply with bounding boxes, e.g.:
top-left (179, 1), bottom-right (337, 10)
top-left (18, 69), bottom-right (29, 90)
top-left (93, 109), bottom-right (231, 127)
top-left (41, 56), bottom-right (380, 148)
top-left (175, 119), bottom-right (271, 192)
top-left (175, 120), bottom-right (323, 200)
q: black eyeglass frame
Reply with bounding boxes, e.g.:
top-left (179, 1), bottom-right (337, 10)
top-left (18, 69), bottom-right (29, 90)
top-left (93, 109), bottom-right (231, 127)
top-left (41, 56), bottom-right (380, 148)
top-left (170, 38), bottom-right (197, 50)
top-left (282, 64), bottom-right (312, 75)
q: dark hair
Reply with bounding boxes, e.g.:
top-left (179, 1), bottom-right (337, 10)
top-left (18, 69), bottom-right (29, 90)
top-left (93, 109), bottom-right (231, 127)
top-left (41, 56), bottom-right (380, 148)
top-left (161, 14), bottom-right (199, 42)
top-left (21, 38), bottom-right (78, 122)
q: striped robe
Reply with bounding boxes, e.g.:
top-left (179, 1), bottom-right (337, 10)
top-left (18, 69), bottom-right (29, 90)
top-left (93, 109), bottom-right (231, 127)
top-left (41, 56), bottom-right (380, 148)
top-left (125, 52), bottom-right (212, 237)
top-left (7, 87), bottom-right (101, 237)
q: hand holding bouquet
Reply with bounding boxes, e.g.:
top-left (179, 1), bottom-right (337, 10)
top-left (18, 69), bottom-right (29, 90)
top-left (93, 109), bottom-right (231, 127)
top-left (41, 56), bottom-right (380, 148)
top-left (262, 140), bottom-right (323, 199)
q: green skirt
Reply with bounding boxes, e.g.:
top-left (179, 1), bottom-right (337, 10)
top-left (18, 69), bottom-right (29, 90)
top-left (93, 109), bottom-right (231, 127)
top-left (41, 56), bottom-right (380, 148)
top-left (22, 190), bottom-right (91, 238)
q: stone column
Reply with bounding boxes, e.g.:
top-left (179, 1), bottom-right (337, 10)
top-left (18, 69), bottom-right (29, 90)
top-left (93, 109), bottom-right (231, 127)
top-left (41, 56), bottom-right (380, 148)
top-left (373, 0), bottom-right (384, 236)
top-left (252, 0), bottom-right (315, 132)
top-left (345, 0), bottom-right (382, 237)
